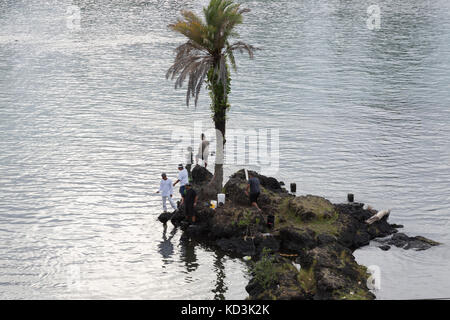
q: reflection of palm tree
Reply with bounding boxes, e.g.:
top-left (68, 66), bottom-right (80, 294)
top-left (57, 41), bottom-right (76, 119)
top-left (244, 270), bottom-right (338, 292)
top-left (158, 224), bottom-right (177, 263)
top-left (179, 238), bottom-right (199, 272)
top-left (211, 251), bottom-right (227, 300)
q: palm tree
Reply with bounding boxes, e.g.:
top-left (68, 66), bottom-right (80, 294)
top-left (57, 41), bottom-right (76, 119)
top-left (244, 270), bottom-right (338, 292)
top-left (166, 0), bottom-right (256, 194)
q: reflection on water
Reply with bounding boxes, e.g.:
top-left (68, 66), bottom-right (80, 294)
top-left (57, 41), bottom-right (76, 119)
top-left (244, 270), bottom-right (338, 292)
top-left (0, 0), bottom-right (449, 299)
top-left (180, 238), bottom-right (199, 274)
top-left (211, 252), bottom-right (227, 300)
top-left (158, 224), bottom-right (177, 264)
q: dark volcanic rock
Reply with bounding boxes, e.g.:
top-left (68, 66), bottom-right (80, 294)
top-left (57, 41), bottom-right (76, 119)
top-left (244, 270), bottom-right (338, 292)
top-left (158, 211), bottom-right (174, 223)
top-left (223, 176), bottom-right (276, 209)
top-left (305, 244), bottom-right (376, 300)
top-left (254, 234), bottom-right (280, 257)
top-left (216, 237), bottom-right (256, 257)
top-left (334, 203), bottom-right (398, 249)
top-left (224, 176), bottom-right (253, 206)
top-left (380, 233), bottom-right (440, 251)
top-left (288, 195), bottom-right (335, 222)
top-left (279, 227), bottom-right (317, 252)
top-left (190, 165), bottom-right (215, 201)
top-left (156, 168), bottom-right (437, 300)
top-left (191, 165), bottom-right (213, 185)
top-left (245, 254), bottom-right (310, 300)
top-left (317, 268), bottom-right (347, 292)
top-left (170, 207), bottom-right (186, 226)
top-left (229, 169), bottom-right (284, 193)
top-left (317, 234), bottom-right (337, 246)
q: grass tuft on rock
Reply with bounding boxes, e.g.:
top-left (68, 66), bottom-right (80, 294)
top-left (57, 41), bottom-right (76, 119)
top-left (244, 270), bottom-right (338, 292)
top-left (297, 264), bottom-right (317, 295)
top-left (277, 197), bottom-right (340, 236)
top-left (252, 248), bottom-right (278, 290)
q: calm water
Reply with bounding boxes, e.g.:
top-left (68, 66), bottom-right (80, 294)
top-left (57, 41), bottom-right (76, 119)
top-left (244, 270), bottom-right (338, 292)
top-left (0, 0), bottom-right (449, 299)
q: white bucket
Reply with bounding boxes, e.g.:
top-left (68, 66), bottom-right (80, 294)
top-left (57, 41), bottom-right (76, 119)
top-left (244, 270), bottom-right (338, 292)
top-left (217, 193), bottom-right (226, 205)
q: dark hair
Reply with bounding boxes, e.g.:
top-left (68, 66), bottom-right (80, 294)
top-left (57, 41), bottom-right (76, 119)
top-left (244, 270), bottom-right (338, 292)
top-left (201, 133), bottom-right (205, 140)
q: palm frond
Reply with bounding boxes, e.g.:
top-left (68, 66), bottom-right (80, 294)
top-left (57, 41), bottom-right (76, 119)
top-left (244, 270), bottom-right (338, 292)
top-left (226, 41), bottom-right (257, 59)
top-left (166, 0), bottom-right (255, 107)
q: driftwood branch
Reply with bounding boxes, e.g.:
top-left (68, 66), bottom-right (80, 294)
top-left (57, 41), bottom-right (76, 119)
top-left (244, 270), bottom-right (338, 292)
top-left (366, 209), bottom-right (391, 225)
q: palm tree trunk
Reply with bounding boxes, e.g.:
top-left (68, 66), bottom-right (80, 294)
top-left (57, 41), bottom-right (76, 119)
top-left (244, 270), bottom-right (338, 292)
top-left (208, 112), bottom-right (225, 194)
top-left (206, 65), bottom-right (229, 195)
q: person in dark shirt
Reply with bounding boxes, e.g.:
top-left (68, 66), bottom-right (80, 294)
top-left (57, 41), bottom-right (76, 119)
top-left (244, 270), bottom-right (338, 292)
top-left (245, 173), bottom-right (262, 212)
top-left (181, 183), bottom-right (198, 223)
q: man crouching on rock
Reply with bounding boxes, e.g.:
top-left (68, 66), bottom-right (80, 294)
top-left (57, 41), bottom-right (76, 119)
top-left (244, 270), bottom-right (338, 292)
top-left (181, 183), bottom-right (198, 223)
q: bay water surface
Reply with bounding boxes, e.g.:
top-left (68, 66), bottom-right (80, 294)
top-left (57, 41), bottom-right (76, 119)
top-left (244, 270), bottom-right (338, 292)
top-left (0, 0), bottom-right (449, 299)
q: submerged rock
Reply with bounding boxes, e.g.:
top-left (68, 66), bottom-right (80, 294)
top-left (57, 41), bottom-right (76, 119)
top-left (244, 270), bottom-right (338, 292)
top-left (377, 233), bottom-right (440, 251)
top-left (158, 168), bottom-right (438, 300)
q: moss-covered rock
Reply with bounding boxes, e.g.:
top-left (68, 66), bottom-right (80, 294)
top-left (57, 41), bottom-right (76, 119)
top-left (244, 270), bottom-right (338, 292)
top-left (287, 195), bottom-right (336, 221)
top-left (246, 252), bottom-right (308, 300)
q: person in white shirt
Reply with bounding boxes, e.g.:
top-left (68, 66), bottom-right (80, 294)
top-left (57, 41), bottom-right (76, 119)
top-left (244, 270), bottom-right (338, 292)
top-left (173, 164), bottom-right (189, 198)
top-left (195, 133), bottom-right (210, 168)
top-left (156, 173), bottom-right (177, 212)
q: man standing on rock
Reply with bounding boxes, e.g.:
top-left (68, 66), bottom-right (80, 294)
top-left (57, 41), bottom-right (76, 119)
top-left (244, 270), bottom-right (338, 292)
top-left (173, 164), bottom-right (189, 199)
top-left (156, 173), bottom-right (177, 213)
top-left (185, 146), bottom-right (193, 181)
top-left (181, 183), bottom-right (198, 223)
top-left (246, 173), bottom-right (262, 212)
top-left (195, 133), bottom-right (210, 168)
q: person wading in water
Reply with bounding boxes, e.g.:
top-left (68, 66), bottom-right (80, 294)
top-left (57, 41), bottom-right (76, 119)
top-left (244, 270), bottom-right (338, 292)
top-left (156, 173), bottom-right (176, 213)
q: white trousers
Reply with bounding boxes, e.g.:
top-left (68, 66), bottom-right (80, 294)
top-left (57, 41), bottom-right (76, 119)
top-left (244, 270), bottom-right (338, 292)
top-left (162, 196), bottom-right (177, 212)
top-left (195, 153), bottom-right (209, 165)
